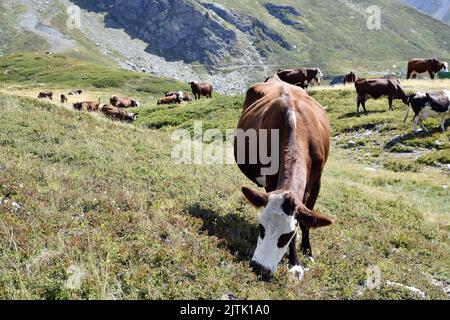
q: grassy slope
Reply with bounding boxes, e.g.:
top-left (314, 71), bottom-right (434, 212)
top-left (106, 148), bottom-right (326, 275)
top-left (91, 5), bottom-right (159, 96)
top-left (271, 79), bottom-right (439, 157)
top-left (0, 69), bottom-right (449, 299)
top-left (0, 2), bottom-right (49, 55)
top-left (0, 53), bottom-right (191, 104)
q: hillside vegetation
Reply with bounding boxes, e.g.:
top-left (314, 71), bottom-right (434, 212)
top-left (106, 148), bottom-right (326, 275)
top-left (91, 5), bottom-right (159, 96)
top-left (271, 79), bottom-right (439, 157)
top-left (1, 0), bottom-right (450, 94)
top-left (0, 54), bottom-right (449, 298)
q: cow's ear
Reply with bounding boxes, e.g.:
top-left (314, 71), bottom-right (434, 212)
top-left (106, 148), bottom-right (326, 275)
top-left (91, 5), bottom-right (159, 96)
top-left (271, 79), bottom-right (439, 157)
top-left (296, 205), bottom-right (333, 229)
top-left (241, 187), bottom-right (268, 208)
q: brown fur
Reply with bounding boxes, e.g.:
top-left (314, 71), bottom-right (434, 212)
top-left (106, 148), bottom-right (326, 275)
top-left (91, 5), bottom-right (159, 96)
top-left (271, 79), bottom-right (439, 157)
top-left (110, 96), bottom-right (139, 108)
top-left (343, 71), bottom-right (357, 84)
top-left (189, 82), bottom-right (213, 100)
top-left (234, 75), bottom-right (332, 259)
top-left (38, 92), bottom-right (53, 100)
top-left (73, 99), bottom-right (101, 112)
top-left (100, 104), bottom-right (136, 122)
top-left (407, 58), bottom-right (447, 79)
top-left (354, 77), bottom-right (409, 115)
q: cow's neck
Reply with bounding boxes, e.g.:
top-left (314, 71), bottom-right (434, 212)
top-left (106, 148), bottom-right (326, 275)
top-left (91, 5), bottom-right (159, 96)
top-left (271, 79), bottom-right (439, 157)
top-left (276, 132), bottom-right (308, 197)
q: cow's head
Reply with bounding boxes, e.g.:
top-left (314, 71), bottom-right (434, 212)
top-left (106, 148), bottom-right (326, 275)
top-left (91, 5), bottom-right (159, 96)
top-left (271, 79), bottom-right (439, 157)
top-left (444, 62), bottom-right (449, 72)
top-left (110, 95), bottom-right (119, 106)
top-left (242, 187), bottom-right (332, 281)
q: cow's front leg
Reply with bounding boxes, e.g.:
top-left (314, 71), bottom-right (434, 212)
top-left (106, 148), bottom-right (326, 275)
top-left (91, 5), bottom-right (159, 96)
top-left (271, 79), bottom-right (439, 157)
top-left (429, 71), bottom-right (435, 79)
top-left (300, 225), bottom-right (314, 262)
top-left (419, 119), bottom-right (428, 132)
top-left (388, 96), bottom-right (394, 111)
top-left (288, 233), bottom-right (305, 280)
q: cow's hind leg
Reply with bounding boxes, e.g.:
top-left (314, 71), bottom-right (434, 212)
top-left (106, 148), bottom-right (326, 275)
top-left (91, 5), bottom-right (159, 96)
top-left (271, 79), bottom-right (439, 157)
top-left (388, 96), bottom-right (394, 111)
top-left (439, 115), bottom-right (446, 131)
top-left (357, 96), bottom-right (367, 115)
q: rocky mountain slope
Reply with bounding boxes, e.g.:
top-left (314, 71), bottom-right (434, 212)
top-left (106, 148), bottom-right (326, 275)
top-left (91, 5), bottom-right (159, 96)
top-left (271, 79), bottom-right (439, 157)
top-left (1, 0), bottom-right (450, 93)
top-left (401, 0), bottom-right (450, 24)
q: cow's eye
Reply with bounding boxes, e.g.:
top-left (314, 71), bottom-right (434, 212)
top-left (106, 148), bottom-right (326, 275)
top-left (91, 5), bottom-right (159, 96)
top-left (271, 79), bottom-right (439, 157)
top-left (259, 224), bottom-right (265, 239)
top-left (277, 231), bottom-right (295, 248)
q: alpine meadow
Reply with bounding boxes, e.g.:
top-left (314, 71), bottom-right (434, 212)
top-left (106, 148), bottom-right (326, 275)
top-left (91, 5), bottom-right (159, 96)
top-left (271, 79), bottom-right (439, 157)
top-left (0, 0), bottom-right (449, 303)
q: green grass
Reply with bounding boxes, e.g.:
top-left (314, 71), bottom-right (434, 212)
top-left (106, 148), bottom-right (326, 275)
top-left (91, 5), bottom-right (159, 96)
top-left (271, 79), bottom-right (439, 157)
top-left (0, 83), bottom-right (449, 299)
top-left (0, 53), bottom-right (189, 100)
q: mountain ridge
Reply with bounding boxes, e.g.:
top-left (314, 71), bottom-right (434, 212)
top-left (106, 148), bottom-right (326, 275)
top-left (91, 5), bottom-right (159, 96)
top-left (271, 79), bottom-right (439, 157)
top-left (1, 0), bottom-right (450, 93)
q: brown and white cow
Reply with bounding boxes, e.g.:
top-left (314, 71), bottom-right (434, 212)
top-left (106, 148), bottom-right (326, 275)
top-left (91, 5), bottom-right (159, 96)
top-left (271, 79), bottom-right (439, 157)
top-left (110, 96), bottom-right (140, 108)
top-left (276, 67), bottom-right (324, 89)
top-left (234, 75), bottom-right (332, 281)
top-left (38, 92), bottom-right (53, 100)
top-left (407, 58), bottom-right (448, 79)
top-left (354, 77), bottom-right (409, 115)
top-left (73, 99), bottom-right (101, 112)
top-left (189, 82), bottom-right (213, 100)
top-left (343, 71), bottom-right (357, 85)
top-left (404, 91), bottom-right (450, 132)
top-left (165, 91), bottom-right (193, 102)
top-left (100, 104), bottom-right (136, 122)
top-left (68, 89), bottom-right (84, 96)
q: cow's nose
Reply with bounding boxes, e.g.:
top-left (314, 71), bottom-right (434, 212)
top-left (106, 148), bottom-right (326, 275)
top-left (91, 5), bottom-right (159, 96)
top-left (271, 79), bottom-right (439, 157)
top-left (250, 260), bottom-right (273, 281)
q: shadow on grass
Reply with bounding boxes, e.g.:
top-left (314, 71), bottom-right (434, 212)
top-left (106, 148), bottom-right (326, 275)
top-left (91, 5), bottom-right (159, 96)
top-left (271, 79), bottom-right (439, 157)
top-left (337, 109), bottom-right (387, 119)
top-left (187, 204), bottom-right (258, 262)
top-left (385, 119), bottom-right (450, 150)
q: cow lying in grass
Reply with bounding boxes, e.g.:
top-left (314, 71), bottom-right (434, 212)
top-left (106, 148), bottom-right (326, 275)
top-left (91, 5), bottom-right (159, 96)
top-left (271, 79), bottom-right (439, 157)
top-left (73, 99), bottom-right (101, 112)
top-left (38, 92), bottom-right (53, 100)
top-left (101, 104), bottom-right (136, 122)
top-left (405, 91), bottom-right (450, 132)
top-left (110, 96), bottom-right (140, 108)
top-left (157, 93), bottom-right (182, 105)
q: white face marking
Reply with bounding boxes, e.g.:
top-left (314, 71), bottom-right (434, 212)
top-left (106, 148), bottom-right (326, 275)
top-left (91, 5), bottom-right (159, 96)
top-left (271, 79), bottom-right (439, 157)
top-left (252, 193), bottom-right (297, 274)
top-left (443, 62), bottom-right (448, 72)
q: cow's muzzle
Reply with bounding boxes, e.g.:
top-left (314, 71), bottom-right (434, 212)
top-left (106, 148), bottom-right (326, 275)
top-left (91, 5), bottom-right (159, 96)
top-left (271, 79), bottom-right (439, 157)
top-left (250, 260), bottom-right (273, 281)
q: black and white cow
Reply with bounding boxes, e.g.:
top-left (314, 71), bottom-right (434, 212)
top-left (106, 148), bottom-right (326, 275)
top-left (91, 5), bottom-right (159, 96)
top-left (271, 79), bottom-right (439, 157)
top-left (405, 91), bottom-right (450, 132)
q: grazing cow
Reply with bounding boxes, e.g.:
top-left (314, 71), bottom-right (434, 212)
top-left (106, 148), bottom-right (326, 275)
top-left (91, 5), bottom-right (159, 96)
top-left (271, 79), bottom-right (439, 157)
top-left (234, 75), bottom-right (333, 281)
top-left (157, 93), bottom-right (182, 105)
top-left (343, 71), bottom-right (357, 85)
top-left (407, 59), bottom-right (448, 79)
top-left (60, 94), bottom-right (68, 103)
top-left (68, 89), bottom-right (84, 96)
top-left (189, 82), bottom-right (213, 100)
top-left (404, 91), bottom-right (450, 132)
top-left (100, 104), bottom-right (136, 122)
top-left (110, 96), bottom-right (140, 108)
top-left (73, 99), bottom-right (101, 112)
top-left (354, 77), bottom-right (409, 115)
top-left (276, 67), bottom-right (324, 88)
top-left (38, 92), bottom-right (53, 100)
top-left (275, 68), bottom-right (308, 89)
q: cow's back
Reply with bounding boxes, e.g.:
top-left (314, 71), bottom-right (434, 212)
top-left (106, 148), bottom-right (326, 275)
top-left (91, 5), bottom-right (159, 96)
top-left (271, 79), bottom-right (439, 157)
top-left (236, 77), bottom-right (330, 188)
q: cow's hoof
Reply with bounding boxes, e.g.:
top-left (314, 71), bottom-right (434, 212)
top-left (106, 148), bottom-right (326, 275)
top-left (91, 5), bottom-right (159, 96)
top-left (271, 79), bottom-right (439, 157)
top-left (289, 265), bottom-right (305, 281)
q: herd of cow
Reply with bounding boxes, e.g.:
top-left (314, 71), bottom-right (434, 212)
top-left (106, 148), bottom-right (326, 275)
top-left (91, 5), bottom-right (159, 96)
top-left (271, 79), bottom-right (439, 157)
top-left (271, 58), bottom-right (450, 132)
top-left (36, 81), bottom-right (215, 122)
top-left (33, 57), bottom-right (449, 281)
